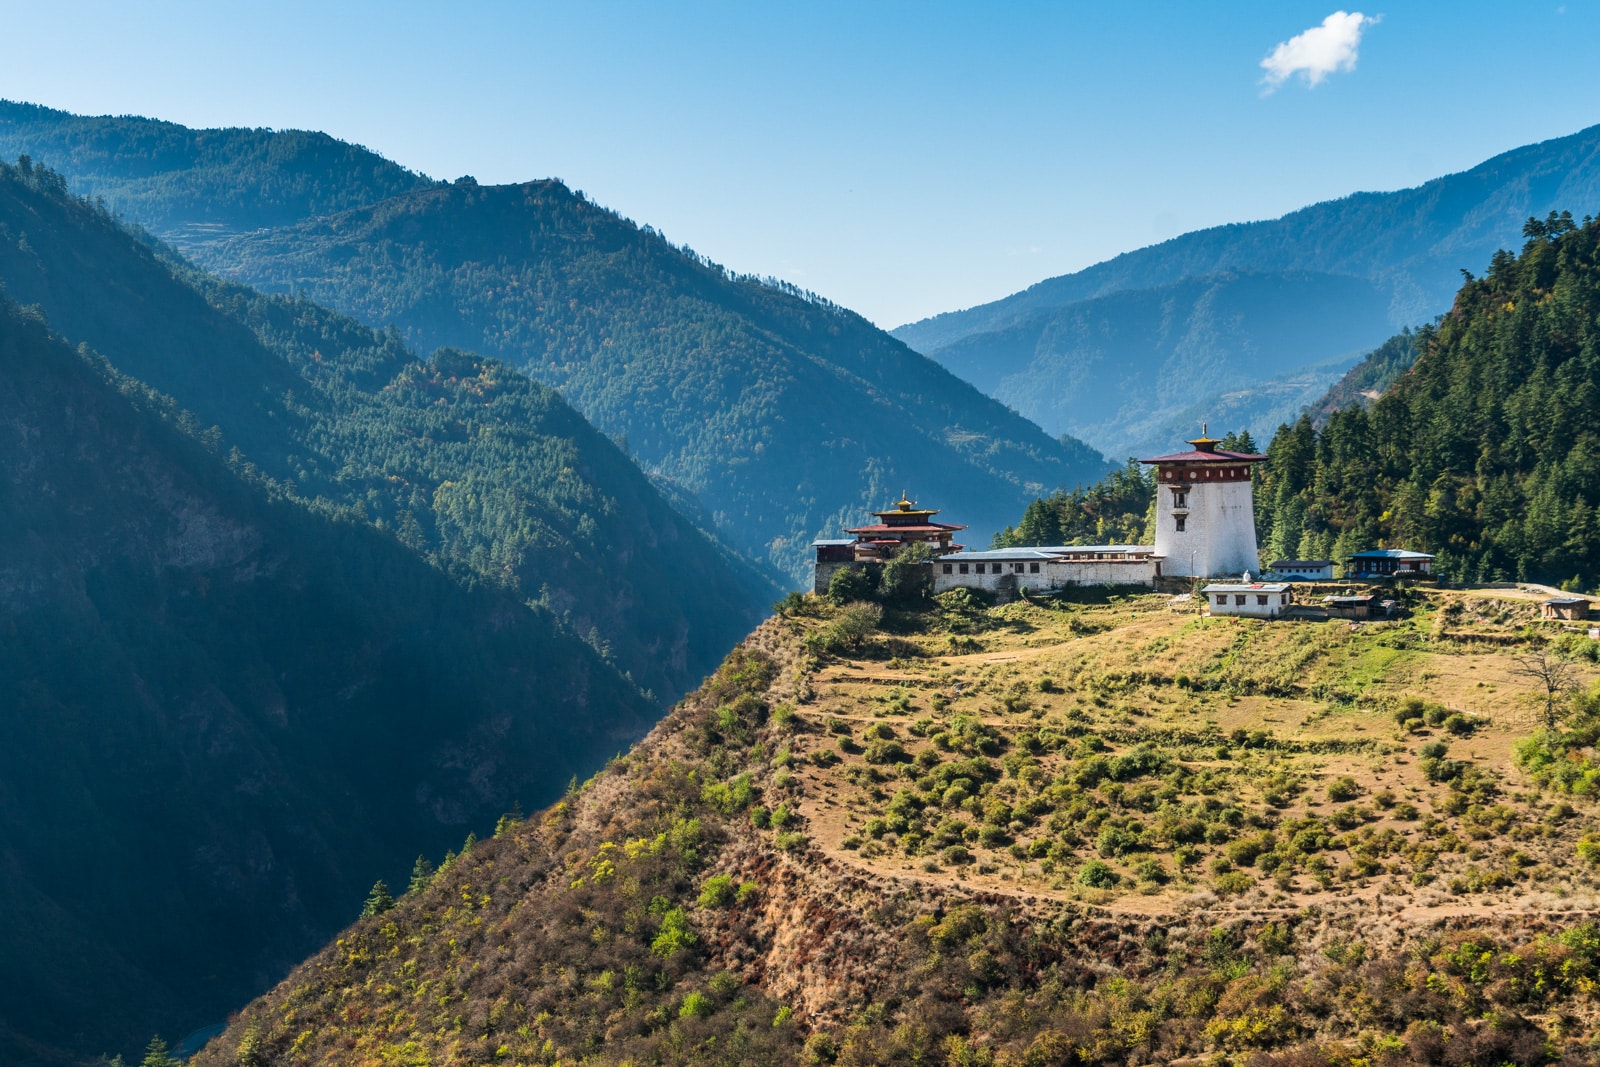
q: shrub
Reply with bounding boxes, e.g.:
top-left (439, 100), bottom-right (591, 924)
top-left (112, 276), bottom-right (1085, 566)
top-left (1133, 856), bottom-right (1168, 884)
top-left (1077, 860), bottom-right (1119, 888)
top-left (1327, 776), bottom-right (1361, 802)
top-left (679, 991), bottom-right (714, 1018)
top-left (697, 874), bottom-right (736, 908)
top-left (942, 844), bottom-right (974, 865)
top-left (865, 739), bottom-right (907, 764)
top-left (1096, 825), bottom-right (1143, 857)
top-left (826, 566), bottom-right (876, 605)
top-left (1213, 871), bottom-right (1254, 895)
top-left (650, 908), bottom-right (697, 958)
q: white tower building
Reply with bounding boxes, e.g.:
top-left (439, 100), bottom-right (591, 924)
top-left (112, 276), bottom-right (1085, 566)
top-left (1141, 429), bottom-right (1264, 578)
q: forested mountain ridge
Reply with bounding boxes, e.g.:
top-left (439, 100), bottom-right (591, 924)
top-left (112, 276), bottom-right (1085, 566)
top-left (186, 178), bottom-right (1110, 578)
top-left (1302, 327), bottom-right (1423, 424)
top-left (0, 157), bottom-right (776, 703)
top-left (897, 122), bottom-right (1600, 353)
top-left (0, 99), bottom-right (437, 241)
top-left (0, 104), bottom-right (1111, 579)
top-left (1254, 212), bottom-right (1600, 590)
top-left (0, 294), bottom-right (656, 1065)
top-left (894, 124), bottom-right (1600, 457)
top-left (924, 270), bottom-right (1392, 457)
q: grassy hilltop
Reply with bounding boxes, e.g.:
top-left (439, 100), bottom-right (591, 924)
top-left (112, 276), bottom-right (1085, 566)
top-left (196, 584), bottom-right (1600, 1067)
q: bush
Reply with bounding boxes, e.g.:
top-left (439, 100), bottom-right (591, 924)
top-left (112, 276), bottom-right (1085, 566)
top-left (1327, 776), bottom-right (1361, 802)
top-left (697, 874), bottom-right (737, 908)
top-left (1213, 871), bottom-right (1254, 895)
top-left (1077, 860), bottom-right (1119, 888)
top-left (679, 991), bottom-right (714, 1018)
top-left (827, 565), bottom-right (877, 605)
top-left (1096, 825), bottom-right (1143, 857)
top-left (941, 844), bottom-right (974, 865)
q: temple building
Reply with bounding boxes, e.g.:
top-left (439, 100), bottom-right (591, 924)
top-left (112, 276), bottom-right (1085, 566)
top-left (1142, 428), bottom-right (1265, 578)
top-left (810, 494), bottom-right (966, 593)
top-left (811, 494), bottom-right (1164, 596)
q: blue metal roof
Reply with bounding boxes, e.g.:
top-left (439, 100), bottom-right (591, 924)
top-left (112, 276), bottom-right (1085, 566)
top-left (1349, 549), bottom-right (1434, 559)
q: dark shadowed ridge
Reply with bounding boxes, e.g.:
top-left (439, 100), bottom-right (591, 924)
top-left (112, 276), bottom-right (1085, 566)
top-left (0, 156), bottom-right (778, 706)
top-left (0, 292), bottom-right (656, 1065)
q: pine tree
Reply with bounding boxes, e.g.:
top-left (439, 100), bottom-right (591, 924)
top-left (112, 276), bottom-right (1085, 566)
top-left (407, 855), bottom-right (436, 894)
top-left (361, 879), bottom-right (395, 917)
top-left (140, 1037), bottom-right (180, 1067)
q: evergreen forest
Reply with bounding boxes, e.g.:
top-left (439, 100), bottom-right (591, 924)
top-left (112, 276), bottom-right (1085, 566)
top-left (0, 291), bottom-right (655, 1062)
top-left (1255, 213), bottom-right (1600, 590)
top-left (0, 103), bottom-right (1111, 582)
top-left (0, 155), bottom-right (774, 705)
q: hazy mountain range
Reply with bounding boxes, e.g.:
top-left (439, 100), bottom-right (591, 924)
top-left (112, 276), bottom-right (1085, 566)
top-left (894, 122), bottom-right (1600, 456)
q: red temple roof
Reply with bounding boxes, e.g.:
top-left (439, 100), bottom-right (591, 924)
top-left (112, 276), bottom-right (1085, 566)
top-left (845, 522), bottom-right (967, 535)
top-left (1141, 428), bottom-right (1265, 465)
top-left (1140, 448), bottom-right (1266, 464)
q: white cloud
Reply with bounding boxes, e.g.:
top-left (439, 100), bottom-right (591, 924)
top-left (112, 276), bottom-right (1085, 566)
top-left (1259, 11), bottom-right (1378, 93)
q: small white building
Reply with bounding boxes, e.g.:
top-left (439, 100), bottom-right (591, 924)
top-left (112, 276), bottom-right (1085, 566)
top-left (934, 545), bottom-right (1162, 595)
top-left (1269, 559), bottom-right (1335, 581)
top-left (1203, 581), bottom-right (1293, 619)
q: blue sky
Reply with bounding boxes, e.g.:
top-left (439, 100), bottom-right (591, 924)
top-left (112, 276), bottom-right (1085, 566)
top-left (2, 1), bottom-right (1598, 326)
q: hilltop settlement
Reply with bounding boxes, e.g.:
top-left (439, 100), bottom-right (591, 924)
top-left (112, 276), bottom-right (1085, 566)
top-left (813, 429), bottom-right (1595, 629)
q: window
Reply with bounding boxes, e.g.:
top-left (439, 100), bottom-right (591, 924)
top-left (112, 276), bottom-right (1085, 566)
top-left (1174, 515), bottom-right (1186, 532)
top-left (1214, 595), bottom-right (1225, 606)
top-left (1281, 594), bottom-right (1288, 604)
top-left (1172, 490), bottom-right (1188, 509)
top-left (1029, 562), bottom-right (1040, 573)
top-left (1235, 595), bottom-right (1245, 606)
top-left (1014, 562), bottom-right (1025, 573)
top-left (959, 563), bottom-right (969, 574)
top-left (1256, 595), bottom-right (1268, 606)
top-left (942, 563), bottom-right (952, 574)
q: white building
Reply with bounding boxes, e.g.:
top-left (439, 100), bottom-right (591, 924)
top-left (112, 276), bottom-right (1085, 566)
top-left (1269, 559), bottom-right (1335, 581)
top-left (934, 545), bottom-right (1162, 595)
top-left (1142, 430), bottom-right (1264, 578)
top-left (1203, 582), bottom-right (1292, 619)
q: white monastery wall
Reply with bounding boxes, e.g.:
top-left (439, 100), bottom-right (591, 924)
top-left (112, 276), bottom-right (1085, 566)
top-left (1154, 478), bottom-right (1259, 578)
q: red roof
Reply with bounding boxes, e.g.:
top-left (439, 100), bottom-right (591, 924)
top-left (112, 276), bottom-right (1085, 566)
top-left (1140, 448), bottom-right (1266, 464)
top-left (845, 523), bottom-right (966, 535)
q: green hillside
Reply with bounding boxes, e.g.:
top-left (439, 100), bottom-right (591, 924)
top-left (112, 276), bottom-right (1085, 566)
top-left (0, 105), bottom-right (1111, 580)
top-left (0, 294), bottom-right (655, 1065)
top-left (188, 180), bottom-right (1108, 578)
top-left (1255, 213), bottom-right (1600, 589)
top-left (0, 157), bottom-right (775, 704)
top-left (924, 270), bottom-right (1390, 457)
top-left (0, 99), bottom-right (436, 240)
top-left (1303, 327), bottom-right (1424, 424)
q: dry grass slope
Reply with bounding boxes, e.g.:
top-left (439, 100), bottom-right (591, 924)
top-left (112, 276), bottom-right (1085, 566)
top-left (196, 586), bottom-right (1600, 1067)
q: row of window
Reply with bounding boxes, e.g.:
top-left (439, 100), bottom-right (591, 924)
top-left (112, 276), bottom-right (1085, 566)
top-left (1212, 594), bottom-right (1290, 606)
top-left (1160, 467), bottom-right (1249, 480)
top-left (941, 561), bottom-right (1042, 575)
